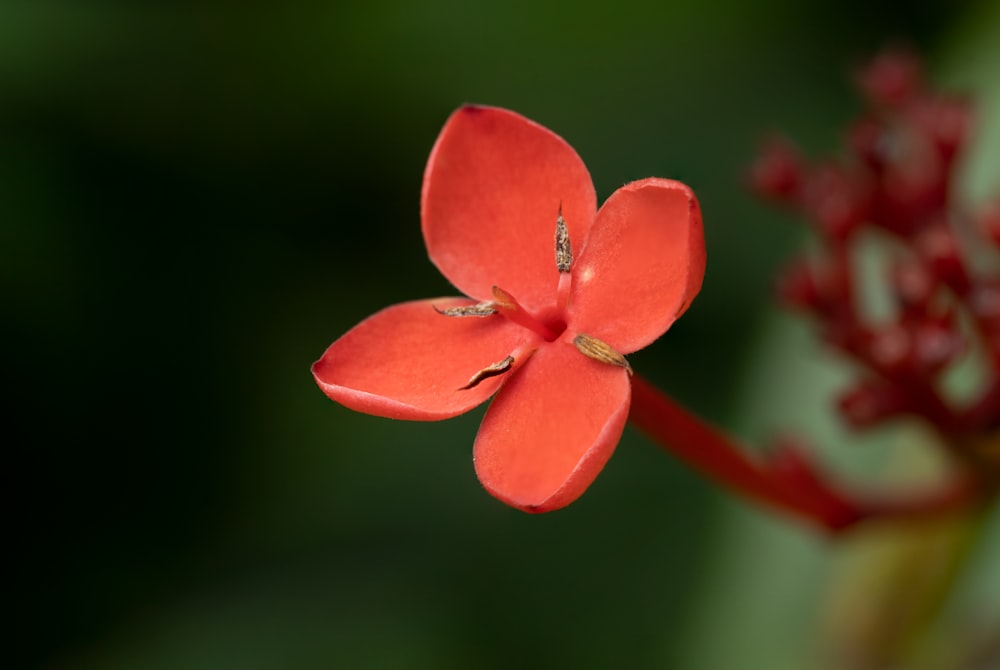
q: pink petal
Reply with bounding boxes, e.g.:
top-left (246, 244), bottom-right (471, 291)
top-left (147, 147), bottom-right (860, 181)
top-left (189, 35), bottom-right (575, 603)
top-left (312, 299), bottom-right (535, 420)
top-left (473, 340), bottom-right (631, 512)
top-left (569, 178), bottom-right (705, 353)
top-left (422, 105), bottom-right (598, 310)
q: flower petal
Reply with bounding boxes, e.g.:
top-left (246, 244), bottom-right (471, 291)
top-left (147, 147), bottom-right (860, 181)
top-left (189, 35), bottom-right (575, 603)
top-left (422, 105), bottom-right (598, 309)
top-left (473, 340), bottom-right (631, 512)
top-left (312, 299), bottom-right (535, 420)
top-left (568, 178), bottom-right (705, 353)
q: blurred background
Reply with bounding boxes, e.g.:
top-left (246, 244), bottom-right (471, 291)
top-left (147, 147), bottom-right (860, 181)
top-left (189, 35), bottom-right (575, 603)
top-left (6, 1), bottom-right (998, 668)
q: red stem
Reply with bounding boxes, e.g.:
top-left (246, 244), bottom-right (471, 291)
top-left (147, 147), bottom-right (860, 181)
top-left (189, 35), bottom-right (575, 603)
top-left (628, 373), bottom-right (985, 533)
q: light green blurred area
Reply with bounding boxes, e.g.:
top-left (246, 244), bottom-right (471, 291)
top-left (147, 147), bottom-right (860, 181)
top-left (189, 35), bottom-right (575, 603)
top-left (678, 5), bottom-right (1000, 666)
top-left (5, 1), bottom-right (996, 668)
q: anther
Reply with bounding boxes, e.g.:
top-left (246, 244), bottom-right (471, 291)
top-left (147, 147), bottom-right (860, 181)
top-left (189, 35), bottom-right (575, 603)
top-left (555, 203), bottom-right (573, 273)
top-left (459, 355), bottom-right (515, 390)
top-left (573, 334), bottom-right (632, 374)
top-left (434, 301), bottom-right (496, 317)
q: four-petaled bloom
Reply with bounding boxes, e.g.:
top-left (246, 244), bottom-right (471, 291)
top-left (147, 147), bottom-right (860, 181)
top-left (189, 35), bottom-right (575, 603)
top-left (312, 105), bottom-right (705, 512)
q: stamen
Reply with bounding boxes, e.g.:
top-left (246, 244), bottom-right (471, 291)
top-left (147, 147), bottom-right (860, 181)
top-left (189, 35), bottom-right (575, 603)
top-left (492, 286), bottom-right (560, 341)
top-left (459, 355), bottom-right (515, 390)
top-left (555, 203), bottom-right (573, 273)
top-left (490, 285), bottom-right (519, 310)
top-left (434, 301), bottom-right (496, 317)
top-left (573, 334), bottom-right (632, 375)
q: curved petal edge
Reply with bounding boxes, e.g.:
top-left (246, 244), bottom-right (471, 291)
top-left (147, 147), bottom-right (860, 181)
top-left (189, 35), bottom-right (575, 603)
top-left (312, 299), bottom-right (534, 420)
top-left (473, 341), bottom-right (631, 512)
top-left (569, 178), bottom-right (706, 353)
top-left (421, 105), bottom-right (598, 310)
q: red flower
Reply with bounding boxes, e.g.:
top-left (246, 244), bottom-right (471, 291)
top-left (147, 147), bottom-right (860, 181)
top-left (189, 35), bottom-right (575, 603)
top-left (312, 105), bottom-right (705, 512)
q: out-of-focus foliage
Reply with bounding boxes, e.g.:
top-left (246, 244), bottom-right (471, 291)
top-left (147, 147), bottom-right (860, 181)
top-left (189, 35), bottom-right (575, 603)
top-left (678, 5), bottom-right (1000, 667)
top-left (5, 0), bottom-right (992, 668)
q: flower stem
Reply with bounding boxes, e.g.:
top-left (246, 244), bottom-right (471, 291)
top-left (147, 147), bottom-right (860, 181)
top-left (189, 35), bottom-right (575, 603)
top-left (627, 373), bottom-right (988, 532)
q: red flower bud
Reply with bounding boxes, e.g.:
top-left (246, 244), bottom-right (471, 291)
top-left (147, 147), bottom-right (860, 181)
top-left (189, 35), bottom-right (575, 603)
top-left (916, 221), bottom-right (971, 295)
top-left (865, 324), bottom-right (913, 375)
top-left (802, 163), bottom-right (872, 240)
top-left (775, 257), bottom-right (826, 313)
top-left (838, 379), bottom-right (908, 429)
top-left (908, 95), bottom-right (974, 166)
top-left (891, 259), bottom-right (935, 313)
top-left (847, 117), bottom-right (888, 170)
top-left (913, 315), bottom-right (964, 376)
top-left (747, 135), bottom-right (803, 203)
top-left (855, 47), bottom-right (923, 108)
top-left (869, 124), bottom-right (947, 235)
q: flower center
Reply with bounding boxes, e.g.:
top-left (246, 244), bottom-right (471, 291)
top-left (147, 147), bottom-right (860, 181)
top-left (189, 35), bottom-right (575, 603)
top-left (433, 204), bottom-right (629, 389)
top-left (491, 286), bottom-right (566, 342)
top-left (542, 314), bottom-right (568, 343)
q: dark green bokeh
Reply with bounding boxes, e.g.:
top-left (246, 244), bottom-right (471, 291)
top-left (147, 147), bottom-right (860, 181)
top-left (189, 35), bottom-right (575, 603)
top-left (5, 1), bottom-right (987, 668)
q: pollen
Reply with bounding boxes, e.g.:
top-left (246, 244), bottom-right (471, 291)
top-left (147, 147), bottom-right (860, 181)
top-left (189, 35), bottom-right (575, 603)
top-left (434, 301), bottom-right (497, 317)
top-left (459, 355), bottom-right (515, 390)
top-left (555, 204), bottom-right (573, 273)
top-left (573, 334), bottom-right (632, 374)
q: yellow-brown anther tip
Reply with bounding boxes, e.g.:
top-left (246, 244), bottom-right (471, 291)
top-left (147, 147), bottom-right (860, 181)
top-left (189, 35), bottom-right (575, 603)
top-left (573, 334), bottom-right (632, 375)
top-left (555, 208), bottom-right (573, 273)
top-left (491, 286), bottom-right (516, 308)
top-left (459, 355), bottom-right (515, 390)
top-left (434, 301), bottom-right (496, 317)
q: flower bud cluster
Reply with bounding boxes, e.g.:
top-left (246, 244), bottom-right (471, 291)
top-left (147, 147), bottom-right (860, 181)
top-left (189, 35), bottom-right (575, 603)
top-left (750, 47), bottom-right (999, 482)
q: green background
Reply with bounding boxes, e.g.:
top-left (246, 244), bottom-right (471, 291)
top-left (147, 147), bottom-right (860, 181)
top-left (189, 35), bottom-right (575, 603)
top-left (6, 1), bottom-right (997, 668)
